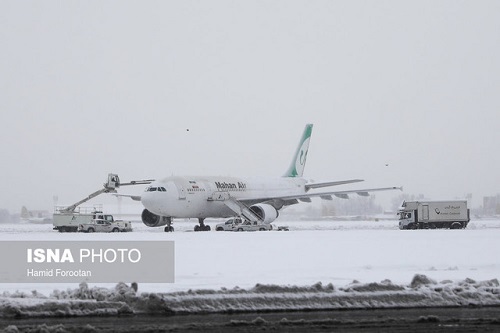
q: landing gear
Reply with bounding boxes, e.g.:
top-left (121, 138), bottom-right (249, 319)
top-left (194, 218), bottom-right (211, 231)
top-left (163, 217), bottom-right (174, 232)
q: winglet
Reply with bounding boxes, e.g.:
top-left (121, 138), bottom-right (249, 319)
top-left (283, 124), bottom-right (313, 177)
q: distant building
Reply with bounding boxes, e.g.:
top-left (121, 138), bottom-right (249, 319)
top-left (483, 195), bottom-right (500, 215)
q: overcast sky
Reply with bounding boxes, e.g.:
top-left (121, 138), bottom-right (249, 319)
top-left (1, 1), bottom-right (499, 212)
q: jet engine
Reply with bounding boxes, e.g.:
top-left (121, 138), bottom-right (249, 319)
top-left (249, 204), bottom-right (279, 223)
top-left (141, 209), bottom-right (168, 227)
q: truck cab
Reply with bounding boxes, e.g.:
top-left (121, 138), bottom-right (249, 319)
top-left (94, 214), bottom-right (114, 223)
top-left (398, 210), bottom-right (415, 229)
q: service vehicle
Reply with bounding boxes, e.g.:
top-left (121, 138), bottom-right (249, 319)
top-left (216, 217), bottom-right (290, 231)
top-left (215, 217), bottom-right (243, 231)
top-left (53, 206), bottom-right (99, 232)
top-left (78, 214), bottom-right (132, 233)
top-left (234, 220), bottom-right (273, 232)
top-left (398, 200), bottom-right (470, 230)
top-left (53, 208), bottom-right (133, 233)
top-left (52, 173), bottom-right (147, 232)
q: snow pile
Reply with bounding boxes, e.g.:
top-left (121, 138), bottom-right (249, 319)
top-left (0, 276), bottom-right (499, 318)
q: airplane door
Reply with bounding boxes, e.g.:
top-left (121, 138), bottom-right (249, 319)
top-left (174, 181), bottom-right (186, 200)
top-left (96, 221), bottom-right (104, 232)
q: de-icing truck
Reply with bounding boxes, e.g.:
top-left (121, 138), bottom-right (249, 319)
top-left (398, 200), bottom-right (470, 230)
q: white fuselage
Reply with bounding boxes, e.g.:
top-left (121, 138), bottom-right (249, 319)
top-left (141, 176), bottom-right (306, 219)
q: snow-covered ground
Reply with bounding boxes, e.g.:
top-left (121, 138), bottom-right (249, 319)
top-left (0, 218), bottom-right (499, 317)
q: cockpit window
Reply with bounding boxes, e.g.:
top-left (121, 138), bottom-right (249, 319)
top-left (145, 186), bottom-right (166, 192)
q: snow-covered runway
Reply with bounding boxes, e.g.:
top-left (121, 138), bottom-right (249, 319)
top-left (0, 218), bottom-right (499, 294)
top-left (1, 218), bottom-right (500, 332)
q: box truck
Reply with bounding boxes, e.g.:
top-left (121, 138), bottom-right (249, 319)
top-left (398, 200), bottom-right (469, 230)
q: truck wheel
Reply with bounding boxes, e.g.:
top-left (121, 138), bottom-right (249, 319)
top-left (237, 228), bottom-right (243, 232)
top-left (88, 228), bottom-right (95, 233)
top-left (112, 228), bottom-right (120, 232)
top-left (429, 223), bottom-right (437, 229)
top-left (216, 227), bottom-right (224, 231)
top-left (451, 222), bottom-right (462, 229)
top-left (259, 228), bottom-right (266, 231)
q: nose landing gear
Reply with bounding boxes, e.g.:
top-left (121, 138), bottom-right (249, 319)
top-left (163, 217), bottom-right (174, 232)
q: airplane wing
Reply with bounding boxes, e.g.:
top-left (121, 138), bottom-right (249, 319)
top-left (239, 186), bottom-right (403, 207)
top-left (305, 179), bottom-right (364, 190)
top-left (113, 194), bottom-right (142, 201)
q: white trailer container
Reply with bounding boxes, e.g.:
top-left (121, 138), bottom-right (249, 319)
top-left (398, 200), bottom-right (470, 230)
top-left (52, 206), bottom-right (99, 232)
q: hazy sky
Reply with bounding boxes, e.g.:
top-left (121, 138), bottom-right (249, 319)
top-left (1, 1), bottom-right (499, 212)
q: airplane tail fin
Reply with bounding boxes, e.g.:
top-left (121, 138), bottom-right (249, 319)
top-left (283, 124), bottom-right (313, 177)
top-left (21, 206), bottom-right (30, 219)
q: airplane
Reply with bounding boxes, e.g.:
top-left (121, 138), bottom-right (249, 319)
top-left (20, 206), bottom-right (53, 224)
top-left (120, 124), bottom-right (401, 232)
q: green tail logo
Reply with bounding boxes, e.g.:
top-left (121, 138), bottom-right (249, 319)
top-left (283, 124), bottom-right (313, 177)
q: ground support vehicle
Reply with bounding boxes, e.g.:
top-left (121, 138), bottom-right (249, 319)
top-left (52, 173), bottom-right (149, 232)
top-left (275, 225), bottom-right (290, 231)
top-left (53, 209), bottom-right (132, 233)
top-left (53, 206), bottom-right (99, 232)
top-left (78, 215), bottom-right (132, 233)
top-left (215, 218), bottom-right (243, 231)
top-left (234, 220), bottom-right (273, 232)
top-left (399, 200), bottom-right (470, 230)
top-left (215, 218), bottom-right (275, 231)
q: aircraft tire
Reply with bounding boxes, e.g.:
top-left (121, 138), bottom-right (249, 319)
top-left (204, 225), bottom-right (211, 231)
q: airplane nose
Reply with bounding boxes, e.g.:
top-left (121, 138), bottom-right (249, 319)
top-left (141, 191), bottom-right (157, 213)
